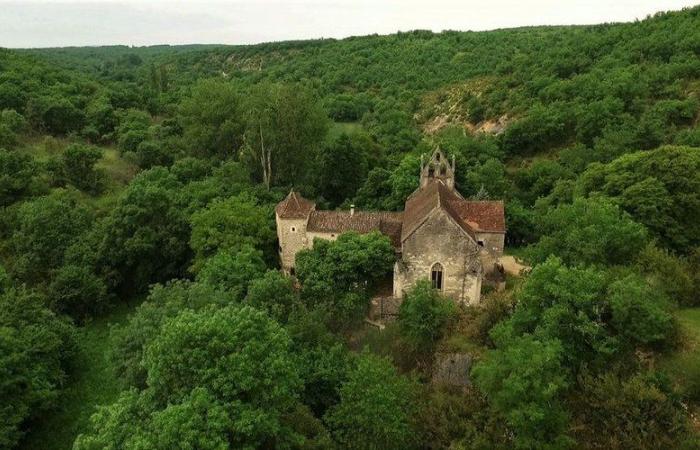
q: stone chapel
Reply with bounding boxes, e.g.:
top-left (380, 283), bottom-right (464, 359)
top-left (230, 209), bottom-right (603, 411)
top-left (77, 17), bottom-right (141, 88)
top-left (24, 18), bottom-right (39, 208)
top-left (275, 148), bottom-right (506, 305)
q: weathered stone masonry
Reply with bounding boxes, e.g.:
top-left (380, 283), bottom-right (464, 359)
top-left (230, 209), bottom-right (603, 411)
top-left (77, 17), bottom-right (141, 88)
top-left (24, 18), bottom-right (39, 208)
top-left (275, 148), bottom-right (506, 305)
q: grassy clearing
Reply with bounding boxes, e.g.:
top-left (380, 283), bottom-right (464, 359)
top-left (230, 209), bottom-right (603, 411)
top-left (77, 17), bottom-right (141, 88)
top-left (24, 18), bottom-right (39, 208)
top-left (329, 121), bottom-right (363, 139)
top-left (96, 147), bottom-right (139, 190)
top-left (19, 303), bottom-right (135, 450)
top-left (659, 308), bottom-right (700, 402)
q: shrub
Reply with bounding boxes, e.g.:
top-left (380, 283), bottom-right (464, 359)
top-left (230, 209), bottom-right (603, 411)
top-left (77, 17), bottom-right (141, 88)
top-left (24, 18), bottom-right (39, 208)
top-left (47, 264), bottom-right (109, 322)
top-left (398, 280), bottom-right (457, 353)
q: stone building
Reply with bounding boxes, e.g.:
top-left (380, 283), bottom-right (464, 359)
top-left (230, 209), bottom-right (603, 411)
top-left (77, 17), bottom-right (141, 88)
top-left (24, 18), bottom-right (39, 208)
top-left (275, 148), bottom-right (505, 305)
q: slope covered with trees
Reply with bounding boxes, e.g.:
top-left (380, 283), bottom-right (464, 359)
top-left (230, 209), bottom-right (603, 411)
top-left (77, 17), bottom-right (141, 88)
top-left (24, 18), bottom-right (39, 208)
top-left (1, 5), bottom-right (699, 450)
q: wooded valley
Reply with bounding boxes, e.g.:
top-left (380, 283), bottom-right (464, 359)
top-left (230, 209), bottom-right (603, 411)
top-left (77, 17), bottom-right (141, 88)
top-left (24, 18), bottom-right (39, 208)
top-left (1, 5), bottom-right (700, 449)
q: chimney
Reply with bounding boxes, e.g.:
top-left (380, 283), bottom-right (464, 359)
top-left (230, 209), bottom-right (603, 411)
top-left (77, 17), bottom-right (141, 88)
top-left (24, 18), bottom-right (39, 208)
top-left (350, 204), bottom-right (355, 216)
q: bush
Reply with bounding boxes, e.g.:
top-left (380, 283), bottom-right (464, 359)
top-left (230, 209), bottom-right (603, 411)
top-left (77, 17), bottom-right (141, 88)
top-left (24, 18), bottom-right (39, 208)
top-left (572, 372), bottom-right (691, 450)
top-left (325, 352), bottom-right (418, 450)
top-left (47, 264), bottom-right (109, 322)
top-left (0, 288), bottom-right (76, 448)
top-left (635, 244), bottom-right (696, 307)
top-left (398, 280), bottom-right (457, 353)
top-left (528, 197), bottom-right (648, 266)
top-left (245, 270), bottom-right (299, 324)
top-left (195, 246), bottom-right (267, 299)
top-left (0, 149), bottom-right (44, 206)
top-left (109, 280), bottom-right (237, 387)
top-left (61, 144), bottom-right (105, 194)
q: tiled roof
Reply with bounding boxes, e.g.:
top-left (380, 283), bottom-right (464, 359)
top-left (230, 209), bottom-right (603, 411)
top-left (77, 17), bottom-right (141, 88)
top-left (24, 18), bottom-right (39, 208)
top-left (275, 191), bottom-right (315, 219)
top-left (401, 180), bottom-right (477, 241)
top-left (307, 210), bottom-right (404, 248)
top-left (280, 182), bottom-right (505, 249)
top-left (448, 199), bottom-right (505, 233)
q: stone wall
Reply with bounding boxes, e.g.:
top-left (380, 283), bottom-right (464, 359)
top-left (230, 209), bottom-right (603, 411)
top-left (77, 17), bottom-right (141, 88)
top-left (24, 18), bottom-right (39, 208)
top-left (475, 232), bottom-right (505, 256)
top-left (394, 209), bottom-right (482, 305)
top-left (276, 214), bottom-right (310, 273)
top-left (306, 231), bottom-right (339, 243)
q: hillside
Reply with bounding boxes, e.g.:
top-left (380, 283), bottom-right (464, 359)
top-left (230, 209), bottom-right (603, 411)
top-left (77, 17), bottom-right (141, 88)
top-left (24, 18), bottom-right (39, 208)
top-left (1, 5), bottom-right (699, 450)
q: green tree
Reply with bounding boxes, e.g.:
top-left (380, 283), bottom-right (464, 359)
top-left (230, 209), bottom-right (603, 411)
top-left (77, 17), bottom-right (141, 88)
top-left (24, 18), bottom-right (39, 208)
top-left (60, 144), bottom-right (105, 194)
top-left (325, 352), bottom-right (418, 450)
top-left (83, 95), bottom-right (117, 142)
top-left (572, 372), bottom-right (691, 450)
top-left (295, 231), bottom-right (395, 311)
top-left (635, 243), bottom-right (696, 307)
top-left (195, 245), bottom-right (267, 299)
top-left (607, 274), bottom-right (674, 346)
top-left (95, 168), bottom-right (190, 294)
top-left (472, 334), bottom-right (572, 450)
top-left (576, 146), bottom-right (700, 253)
top-left (115, 108), bottom-right (151, 153)
top-left (88, 306), bottom-right (302, 448)
top-left (0, 288), bottom-right (76, 449)
top-left (178, 79), bottom-right (243, 159)
top-left (317, 132), bottom-right (370, 207)
top-left (398, 280), bottom-right (457, 353)
top-left (243, 83), bottom-right (329, 188)
top-left (189, 194), bottom-right (276, 269)
top-left (245, 270), bottom-right (299, 324)
top-left (0, 149), bottom-right (43, 206)
top-left (528, 197), bottom-right (648, 266)
top-left (353, 167), bottom-right (393, 210)
top-left (142, 306), bottom-right (301, 446)
top-left (29, 95), bottom-right (84, 135)
top-left (109, 281), bottom-right (237, 387)
top-left (9, 190), bottom-right (93, 283)
top-left (0, 109), bottom-right (27, 148)
top-left (47, 264), bottom-right (109, 322)
top-left (503, 257), bottom-right (674, 370)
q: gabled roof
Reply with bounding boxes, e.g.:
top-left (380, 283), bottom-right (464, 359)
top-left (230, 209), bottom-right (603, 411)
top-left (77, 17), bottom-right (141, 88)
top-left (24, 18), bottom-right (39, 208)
top-left (448, 200), bottom-right (506, 233)
top-left (307, 210), bottom-right (404, 248)
top-left (401, 180), bottom-right (477, 242)
top-left (275, 190), bottom-right (315, 219)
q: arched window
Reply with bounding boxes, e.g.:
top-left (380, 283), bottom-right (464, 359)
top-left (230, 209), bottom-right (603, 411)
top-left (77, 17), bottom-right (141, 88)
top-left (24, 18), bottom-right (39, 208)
top-left (439, 164), bottom-right (447, 176)
top-left (431, 263), bottom-right (444, 290)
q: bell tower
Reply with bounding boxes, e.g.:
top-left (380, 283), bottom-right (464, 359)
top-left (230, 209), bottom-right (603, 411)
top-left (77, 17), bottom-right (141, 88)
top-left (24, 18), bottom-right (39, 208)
top-left (420, 148), bottom-right (456, 189)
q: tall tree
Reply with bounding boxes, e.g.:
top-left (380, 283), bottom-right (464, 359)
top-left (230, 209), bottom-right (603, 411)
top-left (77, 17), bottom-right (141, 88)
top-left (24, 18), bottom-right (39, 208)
top-left (243, 83), bottom-right (329, 189)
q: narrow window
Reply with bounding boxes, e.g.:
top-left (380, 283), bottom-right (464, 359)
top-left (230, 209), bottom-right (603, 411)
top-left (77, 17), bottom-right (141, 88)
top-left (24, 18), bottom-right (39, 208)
top-left (477, 240), bottom-right (484, 247)
top-left (439, 165), bottom-right (447, 176)
top-left (290, 267), bottom-right (296, 276)
top-left (431, 263), bottom-right (444, 290)
top-left (428, 167), bottom-right (435, 177)
top-left (291, 226), bottom-right (296, 232)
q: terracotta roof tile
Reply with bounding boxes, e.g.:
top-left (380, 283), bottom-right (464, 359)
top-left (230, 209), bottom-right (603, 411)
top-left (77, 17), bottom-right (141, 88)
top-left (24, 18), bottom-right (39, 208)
top-left (448, 200), bottom-right (505, 233)
top-left (307, 210), bottom-right (404, 248)
top-left (275, 191), bottom-right (315, 219)
top-left (401, 180), bottom-right (477, 241)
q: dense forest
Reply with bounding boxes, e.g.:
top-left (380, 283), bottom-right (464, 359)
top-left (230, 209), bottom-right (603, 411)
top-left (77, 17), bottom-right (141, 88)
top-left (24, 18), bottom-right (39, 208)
top-left (1, 5), bottom-right (700, 450)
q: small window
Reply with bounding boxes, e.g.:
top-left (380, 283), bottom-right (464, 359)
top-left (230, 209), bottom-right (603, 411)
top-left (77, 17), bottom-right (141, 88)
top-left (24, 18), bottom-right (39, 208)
top-left (291, 226), bottom-right (296, 232)
top-left (431, 263), bottom-right (444, 290)
top-left (439, 165), bottom-right (447, 176)
top-left (477, 240), bottom-right (484, 247)
top-left (428, 167), bottom-right (435, 177)
top-left (278, 245), bottom-right (283, 253)
top-left (290, 267), bottom-right (296, 276)
top-left (436, 152), bottom-right (441, 161)
top-left (331, 234), bottom-right (335, 238)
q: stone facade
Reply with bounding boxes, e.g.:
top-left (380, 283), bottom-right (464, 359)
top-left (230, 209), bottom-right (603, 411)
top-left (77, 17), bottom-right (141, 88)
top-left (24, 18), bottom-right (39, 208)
top-left (275, 148), bottom-right (506, 305)
top-left (393, 208), bottom-right (482, 304)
